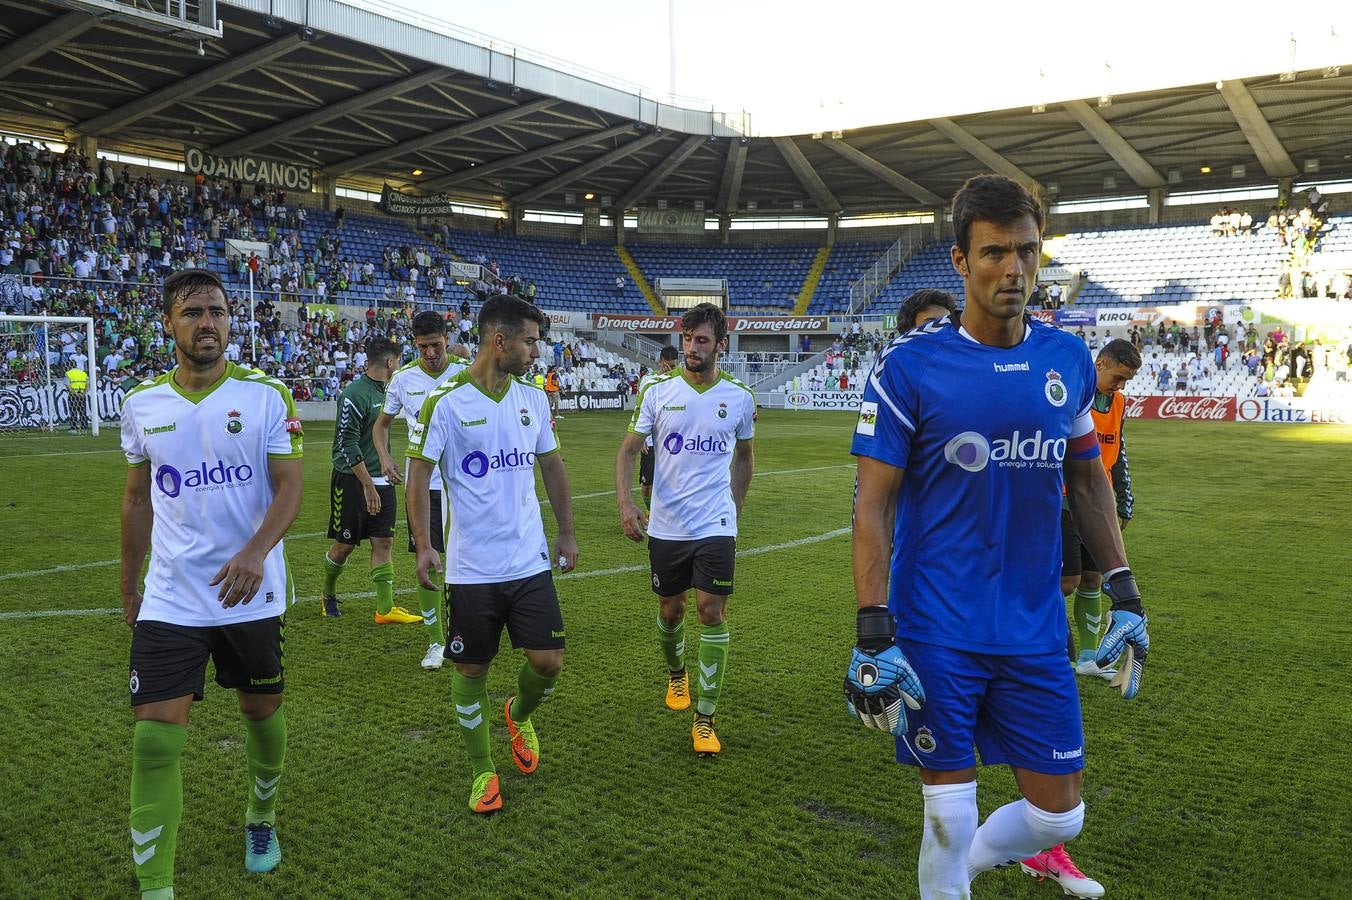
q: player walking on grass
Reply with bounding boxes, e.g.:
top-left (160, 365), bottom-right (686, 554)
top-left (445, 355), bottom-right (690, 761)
top-left (1061, 338), bottom-right (1142, 682)
top-left (119, 269), bottom-right (303, 897)
top-left (636, 345), bottom-right (680, 507)
top-left (372, 311), bottom-right (470, 670)
top-left (1013, 338), bottom-right (1142, 899)
top-left (405, 295), bottom-right (578, 813)
top-left (615, 303), bottom-right (755, 756)
top-left (844, 175), bottom-right (1151, 900)
top-left (320, 336), bottom-right (422, 625)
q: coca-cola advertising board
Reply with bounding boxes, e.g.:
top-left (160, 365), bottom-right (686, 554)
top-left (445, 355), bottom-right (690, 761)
top-left (1122, 395), bottom-right (1236, 421)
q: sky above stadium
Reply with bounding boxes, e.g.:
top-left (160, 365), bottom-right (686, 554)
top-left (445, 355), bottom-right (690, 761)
top-left (364, 0), bottom-right (1352, 135)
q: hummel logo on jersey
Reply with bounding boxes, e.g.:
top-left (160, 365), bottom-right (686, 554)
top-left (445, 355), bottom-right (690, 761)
top-left (460, 417), bottom-right (487, 427)
top-left (143, 422), bottom-right (176, 435)
top-left (993, 362), bottom-right (1030, 373)
top-left (662, 404), bottom-right (686, 411)
top-left (408, 390), bottom-right (425, 396)
top-left (1052, 746), bottom-right (1083, 761)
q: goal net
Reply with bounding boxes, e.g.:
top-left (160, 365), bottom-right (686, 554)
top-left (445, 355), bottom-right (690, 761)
top-left (0, 315), bottom-right (100, 436)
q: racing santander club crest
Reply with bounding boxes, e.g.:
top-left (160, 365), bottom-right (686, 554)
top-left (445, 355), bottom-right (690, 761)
top-left (227, 409), bottom-right (244, 434)
top-left (914, 725), bottom-right (936, 754)
top-left (717, 402), bottom-right (728, 419)
top-left (1044, 369), bottom-right (1067, 408)
top-left (520, 407), bottom-right (531, 427)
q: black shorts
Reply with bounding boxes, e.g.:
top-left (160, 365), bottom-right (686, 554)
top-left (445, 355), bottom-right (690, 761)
top-left (129, 616), bottom-right (285, 706)
top-left (445, 571), bottom-right (565, 664)
top-left (638, 446), bottom-right (655, 486)
top-left (649, 536), bottom-right (736, 597)
top-left (406, 489), bottom-right (444, 554)
top-left (1060, 508), bottom-right (1098, 578)
top-left (328, 469), bottom-right (396, 544)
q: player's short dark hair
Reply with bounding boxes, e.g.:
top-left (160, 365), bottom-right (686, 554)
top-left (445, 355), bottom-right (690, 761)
top-left (366, 336), bottom-right (400, 366)
top-left (478, 294), bottom-right (547, 341)
top-left (1098, 338), bottom-right (1142, 371)
top-left (952, 174), bottom-right (1045, 256)
top-left (659, 345), bottom-right (680, 361)
top-left (411, 310), bottom-right (447, 337)
top-left (681, 302), bottom-right (727, 343)
top-left (897, 288), bottom-right (958, 332)
top-left (162, 268), bottom-right (223, 316)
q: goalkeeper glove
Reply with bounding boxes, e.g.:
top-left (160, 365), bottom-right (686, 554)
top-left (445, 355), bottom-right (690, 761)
top-left (1096, 568), bottom-right (1150, 701)
top-left (844, 606), bottom-right (925, 736)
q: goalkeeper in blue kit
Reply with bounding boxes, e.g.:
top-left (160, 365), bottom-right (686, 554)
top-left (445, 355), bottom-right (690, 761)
top-left (844, 175), bottom-right (1150, 900)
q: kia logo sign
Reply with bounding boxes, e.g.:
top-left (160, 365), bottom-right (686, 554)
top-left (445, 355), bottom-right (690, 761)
top-left (787, 392), bottom-right (809, 407)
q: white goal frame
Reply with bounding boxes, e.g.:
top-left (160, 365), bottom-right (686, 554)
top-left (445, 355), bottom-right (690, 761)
top-left (0, 314), bottom-right (101, 436)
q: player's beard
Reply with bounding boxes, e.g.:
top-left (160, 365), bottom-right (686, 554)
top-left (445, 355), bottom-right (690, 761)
top-left (179, 333), bottom-right (224, 367)
top-left (684, 352), bottom-right (714, 374)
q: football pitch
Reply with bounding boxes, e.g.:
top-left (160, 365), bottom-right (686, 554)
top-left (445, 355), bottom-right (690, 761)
top-left (1, 411), bottom-right (1349, 899)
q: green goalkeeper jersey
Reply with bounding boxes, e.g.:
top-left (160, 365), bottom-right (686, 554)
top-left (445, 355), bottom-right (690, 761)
top-left (331, 373), bottom-right (389, 479)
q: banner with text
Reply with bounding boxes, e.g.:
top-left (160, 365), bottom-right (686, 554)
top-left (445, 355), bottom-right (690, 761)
top-left (541, 308), bottom-right (591, 330)
top-left (1233, 397), bottom-right (1352, 425)
top-left (591, 313), bottom-right (831, 332)
top-left (636, 208), bottom-right (705, 234)
top-left (555, 390), bottom-right (627, 412)
top-left (784, 389), bottom-right (863, 411)
top-left (378, 184), bottom-right (460, 217)
top-left (185, 146), bottom-right (312, 191)
top-left (1122, 395), bottom-right (1236, 421)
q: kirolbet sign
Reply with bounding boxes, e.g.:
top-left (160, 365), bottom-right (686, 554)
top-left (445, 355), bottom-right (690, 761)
top-left (185, 147), bottom-right (312, 191)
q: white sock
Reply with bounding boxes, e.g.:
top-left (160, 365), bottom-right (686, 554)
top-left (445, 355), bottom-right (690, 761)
top-left (918, 781), bottom-right (978, 900)
top-left (967, 799), bottom-right (1085, 877)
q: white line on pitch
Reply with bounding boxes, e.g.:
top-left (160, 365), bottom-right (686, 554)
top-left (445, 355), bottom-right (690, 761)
top-left (0, 464), bottom-right (854, 584)
top-left (0, 448), bottom-right (123, 459)
top-left (0, 526), bottom-right (850, 621)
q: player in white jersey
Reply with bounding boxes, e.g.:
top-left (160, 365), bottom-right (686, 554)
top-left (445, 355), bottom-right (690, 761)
top-left (373, 311), bottom-right (469, 670)
top-left (405, 295), bottom-right (578, 815)
top-left (615, 303), bottom-right (755, 756)
top-left (119, 270), bottom-right (303, 896)
top-left (635, 345), bottom-right (680, 507)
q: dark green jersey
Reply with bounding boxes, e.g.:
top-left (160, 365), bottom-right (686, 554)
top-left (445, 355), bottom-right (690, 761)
top-left (331, 374), bottom-right (389, 477)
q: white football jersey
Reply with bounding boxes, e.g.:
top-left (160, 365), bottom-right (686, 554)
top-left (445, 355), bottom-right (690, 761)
top-left (407, 371), bottom-right (559, 584)
top-left (383, 356), bottom-right (468, 489)
top-left (120, 363), bottom-right (303, 627)
top-left (630, 369), bottom-right (755, 540)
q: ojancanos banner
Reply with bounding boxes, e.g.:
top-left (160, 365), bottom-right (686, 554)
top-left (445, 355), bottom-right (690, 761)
top-left (185, 146), bottom-right (312, 191)
top-left (591, 314), bottom-right (830, 332)
top-left (378, 184), bottom-right (458, 217)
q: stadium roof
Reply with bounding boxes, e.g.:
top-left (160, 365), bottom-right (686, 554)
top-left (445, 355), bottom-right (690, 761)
top-left (4, 0), bottom-right (1352, 217)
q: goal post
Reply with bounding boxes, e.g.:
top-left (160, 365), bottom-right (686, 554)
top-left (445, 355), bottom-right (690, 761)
top-left (0, 315), bottom-right (100, 436)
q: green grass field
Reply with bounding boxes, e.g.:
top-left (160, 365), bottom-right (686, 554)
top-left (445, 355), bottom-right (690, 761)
top-left (2, 411), bottom-right (1350, 899)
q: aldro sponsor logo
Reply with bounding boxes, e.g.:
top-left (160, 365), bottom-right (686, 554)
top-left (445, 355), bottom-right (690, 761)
top-left (460, 448), bottom-right (537, 478)
top-left (943, 430), bottom-right (1066, 473)
top-left (662, 432), bottom-right (728, 456)
top-left (155, 460), bottom-right (255, 498)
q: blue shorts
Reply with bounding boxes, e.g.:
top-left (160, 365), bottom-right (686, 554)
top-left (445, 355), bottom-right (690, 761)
top-left (893, 639), bottom-right (1085, 775)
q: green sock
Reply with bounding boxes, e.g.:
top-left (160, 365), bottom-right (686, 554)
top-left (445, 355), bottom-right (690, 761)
top-left (243, 709), bottom-right (286, 826)
top-left (130, 720), bottom-right (187, 892)
top-left (371, 562), bottom-right (394, 615)
top-left (321, 552), bottom-right (345, 596)
top-left (417, 584), bottom-right (445, 647)
top-left (1073, 587), bottom-right (1104, 657)
top-left (452, 671), bottom-right (494, 777)
top-left (696, 622), bottom-right (730, 717)
top-left (510, 662), bottom-right (557, 722)
top-left (657, 614), bottom-right (686, 673)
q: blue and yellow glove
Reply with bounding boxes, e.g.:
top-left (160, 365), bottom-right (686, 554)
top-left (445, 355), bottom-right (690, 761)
top-left (1097, 568), bottom-right (1150, 701)
top-left (844, 606), bottom-right (925, 736)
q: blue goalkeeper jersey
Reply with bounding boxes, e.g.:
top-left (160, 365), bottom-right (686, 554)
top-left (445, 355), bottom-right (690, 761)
top-left (851, 317), bottom-right (1100, 656)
